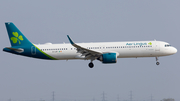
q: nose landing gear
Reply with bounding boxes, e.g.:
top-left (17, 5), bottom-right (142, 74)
top-left (156, 57), bottom-right (160, 65)
top-left (156, 62), bottom-right (160, 65)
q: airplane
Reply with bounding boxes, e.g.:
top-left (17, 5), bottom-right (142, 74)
top-left (3, 22), bottom-right (177, 68)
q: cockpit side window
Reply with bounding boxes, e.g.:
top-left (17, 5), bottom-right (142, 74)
top-left (165, 44), bottom-right (171, 47)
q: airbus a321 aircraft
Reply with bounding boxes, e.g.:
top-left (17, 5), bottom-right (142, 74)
top-left (3, 22), bottom-right (177, 68)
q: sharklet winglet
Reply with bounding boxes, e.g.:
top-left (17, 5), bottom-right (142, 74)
top-left (67, 35), bottom-right (75, 45)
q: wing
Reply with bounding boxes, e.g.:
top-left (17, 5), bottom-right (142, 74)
top-left (67, 35), bottom-right (102, 59)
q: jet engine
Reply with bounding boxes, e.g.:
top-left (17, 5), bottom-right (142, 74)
top-left (97, 53), bottom-right (117, 63)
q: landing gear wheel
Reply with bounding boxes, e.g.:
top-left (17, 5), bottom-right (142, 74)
top-left (155, 57), bottom-right (160, 65)
top-left (89, 62), bottom-right (94, 68)
top-left (156, 62), bottom-right (160, 65)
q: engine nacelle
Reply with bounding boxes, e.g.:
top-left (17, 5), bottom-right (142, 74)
top-left (98, 53), bottom-right (117, 63)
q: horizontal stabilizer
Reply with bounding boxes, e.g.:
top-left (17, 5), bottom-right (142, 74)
top-left (5, 47), bottom-right (24, 53)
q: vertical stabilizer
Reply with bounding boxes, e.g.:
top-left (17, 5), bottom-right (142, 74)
top-left (5, 22), bottom-right (32, 46)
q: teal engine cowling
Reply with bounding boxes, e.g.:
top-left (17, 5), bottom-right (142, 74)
top-left (97, 53), bottom-right (117, 63)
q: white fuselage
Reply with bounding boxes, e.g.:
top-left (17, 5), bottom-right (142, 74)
top-left (35, 41), bottom-right (177, 60)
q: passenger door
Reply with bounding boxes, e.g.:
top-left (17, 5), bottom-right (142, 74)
top-left (31, 46), bottom-right (36, 55)
top-left (155, 42), bottom-right (160, 52)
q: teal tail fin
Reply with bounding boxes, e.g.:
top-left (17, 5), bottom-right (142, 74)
top-left (5, 22), bottom-right (32, 46)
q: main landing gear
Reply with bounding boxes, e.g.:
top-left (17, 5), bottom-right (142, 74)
top-left (156, 57), bottom-right (160, 65)
top-left (88, 57), bottom-right (95, 68)
top-left (88, 62), bottom-right (94, 68)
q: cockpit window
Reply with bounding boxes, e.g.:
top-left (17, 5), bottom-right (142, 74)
top-left (165, 44), bottom-right (171, 47)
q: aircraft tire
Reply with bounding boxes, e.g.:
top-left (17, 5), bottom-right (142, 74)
top-left (89, 62), bottom-right (94, 68)
top-left (156, 62), bottom-right (160, 65)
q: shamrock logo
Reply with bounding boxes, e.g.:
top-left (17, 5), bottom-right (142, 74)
top-left (10, 32), bottom-right (23, 44)
top-left (148, 42), bottom-right (152, 45)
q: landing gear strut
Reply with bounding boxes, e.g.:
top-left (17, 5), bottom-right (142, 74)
top-left (156, 57), bottom-right (160, 65)
top-left (88, 62), bottom-right (94, 68)
top-left (88, 57), bottom-right (95, 68)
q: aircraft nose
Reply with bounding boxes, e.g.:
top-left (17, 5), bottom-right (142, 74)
top-left (172, 47), bottom-right (177, 54)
